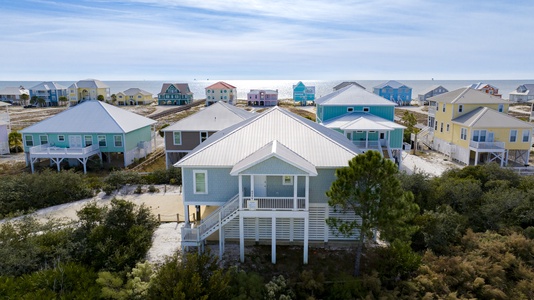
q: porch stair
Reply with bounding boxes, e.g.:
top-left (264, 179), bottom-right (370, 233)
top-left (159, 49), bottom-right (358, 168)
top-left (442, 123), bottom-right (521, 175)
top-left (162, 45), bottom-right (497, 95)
top-left (182, 194), bottom-right (239, 245)
top-left (416, 127), bottom-right (433, 149)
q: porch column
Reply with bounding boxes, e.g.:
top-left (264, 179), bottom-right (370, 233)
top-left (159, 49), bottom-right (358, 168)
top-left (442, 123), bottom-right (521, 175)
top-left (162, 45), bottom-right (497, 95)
top-left (272, 217), bottom-right (276, 264)
top-left (365, 131), bottom-right (369, 148)
top-left (184, 205), bottom-right (190, 226)
top-left (239, 215), bottom-right (245, 262)
top-left (475, 150), bottom-right (479, 165)
top-left (165, 152), bottom-right (169, 169)
top-left (293, 175), bottom-right (298, 210)
top-left (305, 176), bottom-right (309, 211)
top-left (250, 175), bottom-right (255, 201)
top-left (303, 215), bottom-right (309, 264)
top-left (238, 175), bottom-right (243, 210)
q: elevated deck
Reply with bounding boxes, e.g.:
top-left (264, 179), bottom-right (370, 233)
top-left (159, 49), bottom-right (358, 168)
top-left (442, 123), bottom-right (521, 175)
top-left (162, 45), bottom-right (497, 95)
top-left (28, 143), bottom-right (101, 173)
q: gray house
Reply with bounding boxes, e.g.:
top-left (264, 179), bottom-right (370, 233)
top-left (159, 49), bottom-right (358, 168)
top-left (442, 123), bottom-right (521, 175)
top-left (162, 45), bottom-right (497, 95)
top-left (176, 106), bottom-right (361, 264)
top-left (162, 101), bottom-right (254, 168)
top-left (510, 84), bottom-right (534, 103)
top-left (417, 85), bottom-right (448, 104)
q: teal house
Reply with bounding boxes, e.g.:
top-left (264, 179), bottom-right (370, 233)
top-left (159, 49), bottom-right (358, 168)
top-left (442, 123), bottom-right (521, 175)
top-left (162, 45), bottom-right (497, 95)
top-left (20, 100), bottom-right (156, 173)
top-left (316, 84), bottom-right (405, 164)
top-left (158, 83), bottom-right (193, 105)
top-left (292, 81), bottom-right (315, 105)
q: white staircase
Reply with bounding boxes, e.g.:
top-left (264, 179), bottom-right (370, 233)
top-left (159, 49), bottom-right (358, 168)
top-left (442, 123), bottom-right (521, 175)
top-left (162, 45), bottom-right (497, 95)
top-left (181, 194), bottom-right (239, 246)
top-left (416, 127), bottom-right (433, 149)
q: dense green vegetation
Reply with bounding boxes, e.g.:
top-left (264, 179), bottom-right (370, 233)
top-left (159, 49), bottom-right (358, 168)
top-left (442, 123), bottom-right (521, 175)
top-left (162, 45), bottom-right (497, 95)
top-left (0, 168), bottom-right (182, 217)
top-left (1, 162), bottom-right (533, 298)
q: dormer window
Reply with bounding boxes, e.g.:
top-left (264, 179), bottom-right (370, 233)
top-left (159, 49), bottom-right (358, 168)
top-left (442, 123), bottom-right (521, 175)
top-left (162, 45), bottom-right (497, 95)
top-left (363, 107), bottom-right (370, 112)
top-left (347, 107), bottom-right (354, 112)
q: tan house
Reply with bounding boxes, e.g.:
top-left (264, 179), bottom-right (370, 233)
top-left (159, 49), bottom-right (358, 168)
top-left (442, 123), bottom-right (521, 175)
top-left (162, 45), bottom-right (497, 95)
top-left (116, 88), bottom-right (153, 105)
top-left (68, 79), bottom-right (110, 104)
top-left (205, 81), bottom-right (237, 106)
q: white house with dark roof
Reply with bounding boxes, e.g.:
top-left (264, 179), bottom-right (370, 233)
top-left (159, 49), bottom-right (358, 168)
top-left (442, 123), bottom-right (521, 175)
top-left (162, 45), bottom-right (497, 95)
top-left (162, 101), bottom-right (254, 168)
top-left (68, 79), bottom-right (110, 104)
top-left (20, 100), bottom-right (156, 173)
top-left (176, 106), bottom-right (361, 264)
top-left (510, 84), bottom-right (534, 103)
top-left (29, 82), bottom-right (68, 106)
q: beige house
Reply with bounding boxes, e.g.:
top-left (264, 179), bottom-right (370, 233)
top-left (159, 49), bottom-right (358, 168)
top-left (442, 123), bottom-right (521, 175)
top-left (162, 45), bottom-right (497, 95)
top-left (205, 81), bottom-right (237, 106)
top-left (116, 88), bottom-right (153, 105)
top-left (68, 79), bottom-right (110, 104)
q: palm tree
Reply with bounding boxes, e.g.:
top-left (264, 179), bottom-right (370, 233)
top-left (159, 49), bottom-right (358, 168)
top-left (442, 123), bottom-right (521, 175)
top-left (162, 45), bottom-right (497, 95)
top-left (37, 97), bottom-right (46, 107)
top-left (30, 96), bottom-right (39, 106)
top-left (58, 96), bottom-right (69, 107)
top-left (20, 94), bottom-right (29, 106)
top-left (8, 131), bottom-right (22, 153)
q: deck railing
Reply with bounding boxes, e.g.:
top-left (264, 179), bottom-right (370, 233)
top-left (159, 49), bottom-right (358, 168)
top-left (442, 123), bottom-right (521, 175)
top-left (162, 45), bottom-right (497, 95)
top-left (469, 141), bottom-right (505, 150)
top-left (29, 143), bottom-right (99, 155)
top-left (352, 140), bottom-right (381, 150)
top-left (242, 197), bottom-right (306, 210)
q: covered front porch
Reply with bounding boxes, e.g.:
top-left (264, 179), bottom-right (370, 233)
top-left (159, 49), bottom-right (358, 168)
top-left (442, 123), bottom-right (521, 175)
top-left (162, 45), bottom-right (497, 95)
top-left (469, 141), bottom-right (507, 166)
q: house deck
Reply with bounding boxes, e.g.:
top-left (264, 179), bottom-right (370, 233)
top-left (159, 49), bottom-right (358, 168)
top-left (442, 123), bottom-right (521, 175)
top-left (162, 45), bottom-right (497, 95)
top-left (28, 143), bottom-right (101, 173)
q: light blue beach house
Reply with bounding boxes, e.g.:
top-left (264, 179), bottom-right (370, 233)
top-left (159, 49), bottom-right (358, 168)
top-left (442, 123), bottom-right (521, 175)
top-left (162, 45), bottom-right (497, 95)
top-left (21, 100), bottom-right (156, 173)
top-left (177, 107), bottom-right (361, 264)
top-left (158, 83), bottom-right (193, 105)
top-left (316, 84), bottom-right (405, 164)
top-left (29, 82), bottom-right (69, 107)
top-left (292, 81), bottom-right (315, 105)
top-left (373, 80), bottom-right (412, 105)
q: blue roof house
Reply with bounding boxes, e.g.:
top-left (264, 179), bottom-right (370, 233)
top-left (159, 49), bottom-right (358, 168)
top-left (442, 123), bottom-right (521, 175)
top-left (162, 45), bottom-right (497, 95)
top-left (292, 81), bottom-right (315, 105)
top-left (20, 101), bottom-right (156, 173)
top-left (373, 80), bottom-right (412, 105)
top-left (176, 107), bottom-right (361, 264)
top-left (29, 82), bottom-right (68, 107)
top-left (316, 85), bottom-right (405, 164)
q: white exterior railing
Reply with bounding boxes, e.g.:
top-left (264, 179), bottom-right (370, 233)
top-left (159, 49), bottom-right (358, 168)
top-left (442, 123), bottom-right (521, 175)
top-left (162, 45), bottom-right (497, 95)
top-left (469, 141), bottom-right (505, 149)
top-left (352, 140), bottom-right (381, 150)
top-left (242, 197), bottom-right (306, 210)
top-left (29, 143), bottom-right (99, 155)
top-left (428, 106), bottom-right (436, 115)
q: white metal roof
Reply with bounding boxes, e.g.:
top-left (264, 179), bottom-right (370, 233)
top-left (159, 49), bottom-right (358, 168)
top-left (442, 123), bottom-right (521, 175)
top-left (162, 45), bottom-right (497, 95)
top-left (163, 101), bottom-right (255, 132)
top-left (452, 107), bottom-right (534, 129)
top-left (29, 81), bottom-right (67, 91)
top-left (315, 85), bottom-right (396, 106)
top-left (119, 88), bottom-right (152, 96)
top-left (68, 79), bottom-right (109, 89)
top-left (0, 86), bottom-right (28, 95)
top-left (21, 100), bottom-right (156, 134)
top-left (429, 87), bottom-right (508, 104)
top-left (230, 140), bottom-right (318, 176)
top-left (322, 112), bottom-right (405, 131)
top-left (176, 107), bottom-right (360, 168)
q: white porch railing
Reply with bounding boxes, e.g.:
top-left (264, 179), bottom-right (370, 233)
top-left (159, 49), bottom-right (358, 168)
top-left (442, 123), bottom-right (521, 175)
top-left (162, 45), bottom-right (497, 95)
top-left (428, 106), bottom-right (436, 115)
top-left (182, 194), bottom-right (240, 243)
top-left (29, 143), bottom-right (100, 156)
top-left (242, 197), bottom-right (306, 210)
top-left (469, 141), bottom-right (505, 150)
top-left (352, 140), bottom-right (381, 150)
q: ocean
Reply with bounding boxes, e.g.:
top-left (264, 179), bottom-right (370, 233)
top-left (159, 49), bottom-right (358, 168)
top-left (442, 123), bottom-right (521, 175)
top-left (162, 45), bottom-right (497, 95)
top-left (1, 79), bottom-right (533, 100)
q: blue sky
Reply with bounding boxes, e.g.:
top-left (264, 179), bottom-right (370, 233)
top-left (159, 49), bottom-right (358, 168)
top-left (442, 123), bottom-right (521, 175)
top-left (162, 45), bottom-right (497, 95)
top-left (2, 0), bottom-right (533, 80)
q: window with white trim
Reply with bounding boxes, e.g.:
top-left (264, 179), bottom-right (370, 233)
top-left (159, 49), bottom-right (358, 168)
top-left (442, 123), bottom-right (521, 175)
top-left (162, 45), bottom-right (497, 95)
top-left (498, 104), bottom-right (504, 112)
top-left (40, 135), bottom-right (48, 145)
top-left (510, 129), bottom-right (517, 142)
top-left (58, 135), bottom-right (65, 142)
top-left (283, 176), bottom-right (293, 185)
top-left (25, 135), bottom-right (34, 147)
top-left (84, 135), bottom-right (93, 146)
top-left (446, 124), bottom-right (450, 132)
top-left (98, 135), bottom-right (106, 147)
top-left (200, 131), bottom-right (208, 143)
top-left (523, 130), bottom-right (530, 142)
top-left (458, 105), bottom-right (463, 113)
top-left (194, 170), bottom-right (208, 194)
top-left (442, 104), bottom-right (446, 112)
top-left (460, 128), bottom-right (467, 140)
top-left (440, 123), bottom-right (443, 133)
top-left (173, 132), bottom-right (182, 145)
top-left (114, 135), bottom-right (123, 147)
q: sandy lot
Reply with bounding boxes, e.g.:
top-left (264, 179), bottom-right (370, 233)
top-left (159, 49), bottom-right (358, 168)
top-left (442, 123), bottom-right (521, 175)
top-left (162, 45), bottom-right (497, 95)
top-left (400, 150), bottom-right (462, 176)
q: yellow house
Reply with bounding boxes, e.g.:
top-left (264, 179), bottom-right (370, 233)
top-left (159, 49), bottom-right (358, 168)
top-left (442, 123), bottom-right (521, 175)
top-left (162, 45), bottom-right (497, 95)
top-left (68, 79), bottom-right (110, 105)
top-left (116, 88), bottom-right (153, 105)
top-left (426, 87), bottom-right (533, 166)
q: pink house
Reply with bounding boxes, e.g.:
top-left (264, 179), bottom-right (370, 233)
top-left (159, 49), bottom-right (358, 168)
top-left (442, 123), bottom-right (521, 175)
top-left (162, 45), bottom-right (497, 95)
top-left (247, 89), bottom-right (278, 106)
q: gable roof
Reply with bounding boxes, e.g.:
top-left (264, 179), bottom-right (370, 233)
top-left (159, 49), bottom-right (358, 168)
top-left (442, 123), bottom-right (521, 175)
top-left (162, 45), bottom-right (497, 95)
top-left (322, 112), bottom-right (405, 131)
top-left (429, 87), bottom-right (508, 104)
top-left (0, 86), bottom-right (28, 95)
top-left (468, 82), bottom-right (498, 90)
top-left (418, 85), bottom-right (447, 96)
top-left (163, 101), bottom-right (254, 132)
top-left (176, 107), bottom-right (360, 168)
top-left (512, 84), bottom-right (534, 96)
top-left (452, 107), bottom-right (533, 128)
top-left (68, 79), bottom-right (109, 89)
top-left (333, 81), bottom-right (366, 90)
top-left (159, 83), bottom-right (192, 95)
top-left (21, 100), bottom-right (156, 134)
top-left (29, 81), bottom-right (67, 91)
top-left (120, 88), bottom-right (152, 96)
top-left (315, 84), bottom-right (396, 106)
top-left (230, 140), bottom-right (317, 176)
top-left (373, 80), bottom-right (411, 89)
top-left (205, 81), bottom-right (236, 90)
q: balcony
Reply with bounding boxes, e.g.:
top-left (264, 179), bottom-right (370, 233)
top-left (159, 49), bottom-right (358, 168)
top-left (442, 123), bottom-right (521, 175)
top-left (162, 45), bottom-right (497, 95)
top-left (428, 106), bottom-right (436, 115)
top-left (469, 141), bottom-right (505, 150)
top-left (242, 197), bottom-right (306, 210)
top-left (353, 140), bottom-right (381, 151)
top-left (29, 143), bottom-right (100, 158)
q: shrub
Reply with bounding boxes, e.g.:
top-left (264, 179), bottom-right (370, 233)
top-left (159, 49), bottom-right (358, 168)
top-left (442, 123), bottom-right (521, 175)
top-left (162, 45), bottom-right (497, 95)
top-left (134, 185), bottom-right (143, 194)
top-left (147, 185), bottom-right (158, 193)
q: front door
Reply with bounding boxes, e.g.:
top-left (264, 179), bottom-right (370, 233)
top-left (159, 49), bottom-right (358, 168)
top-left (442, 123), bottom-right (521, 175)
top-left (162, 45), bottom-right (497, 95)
top-left (379, 132), bottom-right (387, 146)
top-left (253, 175), bottom-right (267, 197)
top-left (69, 135), bottom-right (82, 148)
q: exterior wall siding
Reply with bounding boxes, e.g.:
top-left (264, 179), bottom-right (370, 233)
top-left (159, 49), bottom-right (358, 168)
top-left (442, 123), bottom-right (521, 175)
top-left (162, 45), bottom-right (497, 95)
top-left (240, 157), bottom-right (309, 175)
top-left (183, 168), bottom-right (238, 205)
top-left (321, 105), bottom-right (395, 122)
top-left (125, 126), bottom-right (152, 152)
top-left (164, 131), bottom-right (214, 151)
top-left (21, 132), bottom-right (128, 153)
top-left (390, 128), bottom-right (404, 148)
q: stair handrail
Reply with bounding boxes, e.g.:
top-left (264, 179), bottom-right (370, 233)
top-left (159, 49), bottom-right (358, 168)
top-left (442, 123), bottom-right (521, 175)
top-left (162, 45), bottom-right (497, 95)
top-left (198, 194), bottom-right (239, 238)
